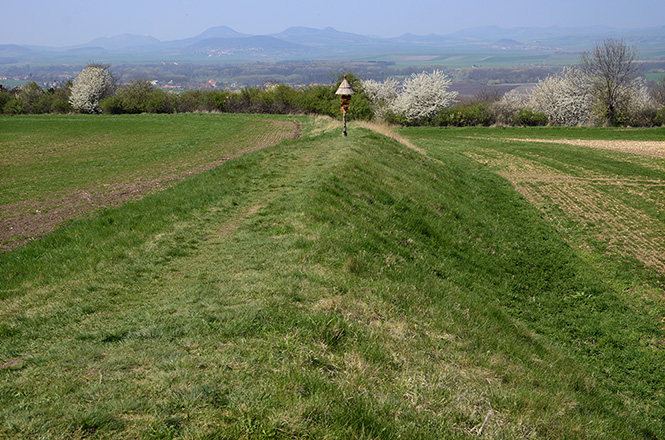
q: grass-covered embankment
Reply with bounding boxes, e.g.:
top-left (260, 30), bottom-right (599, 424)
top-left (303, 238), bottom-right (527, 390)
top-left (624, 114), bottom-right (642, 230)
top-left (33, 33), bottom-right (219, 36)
top-left (1, 116), bottom-right (664, 439)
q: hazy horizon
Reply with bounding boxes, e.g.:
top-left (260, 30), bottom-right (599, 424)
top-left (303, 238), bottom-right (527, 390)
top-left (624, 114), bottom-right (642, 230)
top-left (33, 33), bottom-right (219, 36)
top-left (3, 0), bottom-right (665, 47)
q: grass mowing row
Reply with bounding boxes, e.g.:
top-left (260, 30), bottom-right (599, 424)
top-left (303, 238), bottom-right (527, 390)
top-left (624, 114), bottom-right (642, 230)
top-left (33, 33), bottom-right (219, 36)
top-left (1, 117), bottom-right (664, 438)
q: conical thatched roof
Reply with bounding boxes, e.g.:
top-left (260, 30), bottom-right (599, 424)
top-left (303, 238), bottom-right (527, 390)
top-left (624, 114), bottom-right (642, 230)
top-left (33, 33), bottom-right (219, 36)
top-left (335, 77), bottom-right (355, 95)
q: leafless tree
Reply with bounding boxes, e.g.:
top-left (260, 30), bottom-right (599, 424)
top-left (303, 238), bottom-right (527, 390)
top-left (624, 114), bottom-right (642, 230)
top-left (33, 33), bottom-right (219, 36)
top-left (581, 38), bottom-right (639, 125)
top-left (473, 86), bottom-right (504, 105)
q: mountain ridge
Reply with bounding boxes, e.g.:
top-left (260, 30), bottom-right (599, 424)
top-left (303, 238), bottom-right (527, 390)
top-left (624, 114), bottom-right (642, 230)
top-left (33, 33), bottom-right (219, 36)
top-left (2, 24), bottom-right (664, 64)
top-left (13, 24), bottom-right (665, 50)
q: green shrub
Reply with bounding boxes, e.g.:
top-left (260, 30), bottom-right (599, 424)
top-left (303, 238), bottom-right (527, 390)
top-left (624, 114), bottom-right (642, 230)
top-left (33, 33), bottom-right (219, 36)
top-left (0, 90), bottom-right (12, 113)
top-left (19, 82), bottom-right (47, 114)
top-left (49, 86), bottom-right (73, 113)
top-left (346, 94), bottom-right (373, 121)
top-left (655, 107), bottom-right (665, 126)
top-left (100, 96), bottom-right (124, 114)
top-left (226, 87), bottom-right (263, 113)
top-left (176, 90), bottom-right (205, 113)
top-left (291, 73), bottom-right (373, 121)
top-left (295, 85), bottom-right (337, 117)
top-left (118, 80), bottom-right (154, 114)
top-left (382, 110), bottom-right (409, 126)
top-left (0, 75), bottom-right (371, 119)
top-left (512, 109), bottom-right (548, 126)
top-left (100, 81), bottom-right (176, 114)
top-left (147, 90), bottom-right (176, 114)
top-left (623, 107), bottom-right (660, 127)
top-left (203, 90), bottom-right (229, 112)
top-left (434, 104), bottom-right (495, 126)
top-left (259, 84), bottom-right (299, 114)
top-left (3, 97), bottom-right (24, 114)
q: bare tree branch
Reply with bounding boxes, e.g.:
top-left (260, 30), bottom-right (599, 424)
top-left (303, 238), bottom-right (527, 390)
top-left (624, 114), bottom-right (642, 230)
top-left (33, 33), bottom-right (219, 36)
top-left (580, 38), bottom-right (639, 125)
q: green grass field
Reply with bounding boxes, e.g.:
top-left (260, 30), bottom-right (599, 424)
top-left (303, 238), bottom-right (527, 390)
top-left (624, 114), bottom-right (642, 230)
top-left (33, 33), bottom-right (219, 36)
top-left (0, 113), bottom-right (300, 250)
top-left (1, 116), bottom-right (664, 439)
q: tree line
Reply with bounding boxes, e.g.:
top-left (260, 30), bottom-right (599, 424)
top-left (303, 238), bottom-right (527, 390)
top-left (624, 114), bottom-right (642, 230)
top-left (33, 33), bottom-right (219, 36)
top-left (2, 39), bottom-right (665, 127)
top-left (364, 39), bottom-right (665, 127)
top-left (0, 68), bottom-right (374, 120)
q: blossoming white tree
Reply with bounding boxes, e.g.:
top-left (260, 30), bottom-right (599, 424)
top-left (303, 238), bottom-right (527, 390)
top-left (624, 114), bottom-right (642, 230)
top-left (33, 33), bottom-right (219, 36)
top-left (652, 77), bottom-right (665, 107)
top-left (361, 78), bottom-right (399, 119)
top-left (528, 67), bottom-right (594, 126)
top-left (363, 71), bottom-right (457, 123)
top-left (69, 65), bottom-right (115, 113)
top-left (390, 70), bottom-right (458, 123)
top-left (620, 78), bottom-right (659, 126)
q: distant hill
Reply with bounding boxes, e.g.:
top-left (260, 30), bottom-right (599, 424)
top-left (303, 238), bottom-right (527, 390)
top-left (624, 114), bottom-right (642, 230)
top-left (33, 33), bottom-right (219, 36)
top-left (391, 33), bottom-right (455, 44)
top-left (0, 44), bottom-right (32, 54)
top-left (80, 34), bottom-right (161, 50)
top-left (1, 24), bottom-right (664, 65)
top-left (494, 38), bottom-right (525, 48)
top-left (193, 26), bottom-right (251, 40)
top-left (272, 26), bottom-right (375, 45)
top-left (0, 44), bottom-right (33, 64)
top-left (188, 36), bottom-right (309, 53)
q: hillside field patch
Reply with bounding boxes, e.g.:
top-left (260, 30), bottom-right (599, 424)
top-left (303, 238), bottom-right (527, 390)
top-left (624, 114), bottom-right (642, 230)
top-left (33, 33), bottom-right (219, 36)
top-left (469, 137), bottom-right (665, 275)
top-left (0, 114), bottom-right (300, 251)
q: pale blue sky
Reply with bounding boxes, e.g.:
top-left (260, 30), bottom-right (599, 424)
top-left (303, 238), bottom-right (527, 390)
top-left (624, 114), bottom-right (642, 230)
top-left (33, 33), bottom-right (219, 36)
top-left (3, 0), bottom-right (665, 46)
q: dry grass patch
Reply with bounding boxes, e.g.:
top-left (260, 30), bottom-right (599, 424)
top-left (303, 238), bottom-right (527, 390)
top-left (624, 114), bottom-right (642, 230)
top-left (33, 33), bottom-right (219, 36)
top-left (355, 121), bottom-right (426, 155)
top-left (308, 115), bottom-right (341, 136)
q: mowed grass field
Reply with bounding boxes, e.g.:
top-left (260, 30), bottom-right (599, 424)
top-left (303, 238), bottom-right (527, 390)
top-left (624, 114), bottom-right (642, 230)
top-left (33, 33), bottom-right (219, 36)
top-left (1, 115), bottom-right (664, 439)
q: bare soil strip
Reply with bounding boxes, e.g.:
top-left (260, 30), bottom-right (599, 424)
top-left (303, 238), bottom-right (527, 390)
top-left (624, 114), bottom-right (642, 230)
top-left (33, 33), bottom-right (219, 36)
top-left (507, 138), bottom-right (665, 159)
top-left (0, 119), bottom-right (300, 252)
top-left (464, 141), bottom-right (665, 274)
